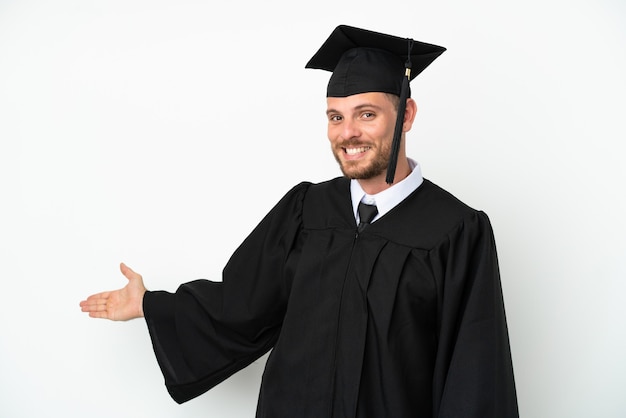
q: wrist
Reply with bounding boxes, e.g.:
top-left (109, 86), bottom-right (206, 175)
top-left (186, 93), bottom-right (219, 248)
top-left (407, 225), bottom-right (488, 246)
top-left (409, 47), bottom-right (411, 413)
top-left (138, 289), bottom-right (147, 318)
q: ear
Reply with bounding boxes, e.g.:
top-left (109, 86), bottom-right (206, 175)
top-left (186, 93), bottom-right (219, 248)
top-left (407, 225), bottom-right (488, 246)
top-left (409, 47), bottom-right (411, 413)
top-left (402, 98), bottom-right (418, 132)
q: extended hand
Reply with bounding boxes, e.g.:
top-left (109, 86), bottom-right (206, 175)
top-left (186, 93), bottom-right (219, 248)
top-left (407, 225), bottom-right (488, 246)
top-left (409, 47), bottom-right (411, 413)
top-left (79, 263), bottom-right (147, 321)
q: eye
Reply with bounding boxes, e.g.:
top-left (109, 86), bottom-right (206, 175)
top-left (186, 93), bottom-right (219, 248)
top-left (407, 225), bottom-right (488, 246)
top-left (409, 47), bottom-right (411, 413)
top-left (361, 112), bottom-right (375, 119)
top-left (328, 114), bottom-right (343, 122)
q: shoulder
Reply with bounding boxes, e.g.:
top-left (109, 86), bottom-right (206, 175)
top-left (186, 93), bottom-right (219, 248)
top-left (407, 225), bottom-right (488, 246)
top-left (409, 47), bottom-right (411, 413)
top-left (277, 177), bottom-right (347, 206)
top-left (304, 176), bottom-right (350, 198)
top-left (374, 179), bottom-right (493, 249)
top-left (415, 179), bottom-right (477, 217)
top-left (298, 177), bottom-right (354, 230)
top-left (275, 181), bottom-right (313, 206)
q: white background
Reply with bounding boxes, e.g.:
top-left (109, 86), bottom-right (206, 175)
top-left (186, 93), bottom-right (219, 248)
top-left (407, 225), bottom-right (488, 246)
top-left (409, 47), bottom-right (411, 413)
top-left (1, 0), bottom-right (625, 417)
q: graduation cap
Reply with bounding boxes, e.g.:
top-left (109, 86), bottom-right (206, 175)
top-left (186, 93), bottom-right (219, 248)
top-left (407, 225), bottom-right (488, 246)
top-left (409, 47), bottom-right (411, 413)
top-left (306, 25), bottom-right (446, 184)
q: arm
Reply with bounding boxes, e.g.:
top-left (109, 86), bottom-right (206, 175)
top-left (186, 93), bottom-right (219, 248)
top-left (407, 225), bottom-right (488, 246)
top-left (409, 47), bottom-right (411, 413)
top-left (143, 182), bottom-right (310, 403)
top-left (432, 212), bottom-right (518, 418)
top-left (79, 262), bottom-right (147, 321)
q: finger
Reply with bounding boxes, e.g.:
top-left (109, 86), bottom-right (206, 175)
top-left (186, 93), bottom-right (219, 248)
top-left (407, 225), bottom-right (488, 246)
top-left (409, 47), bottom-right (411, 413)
top-left (80, 294), bottom-right (111, 306)
top-left (120, 262), bottom-right (141, 281)
top-left (80, 299), bottom-right (109, 312)
top-left (79, 294), bottom-right (110, 309)
top-left (88, 310), bottom-right (111, 319)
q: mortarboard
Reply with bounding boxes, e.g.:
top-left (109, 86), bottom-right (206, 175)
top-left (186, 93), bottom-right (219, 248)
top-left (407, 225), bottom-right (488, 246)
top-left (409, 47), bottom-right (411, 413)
top-left (306, 25), bottom-right (446, 184)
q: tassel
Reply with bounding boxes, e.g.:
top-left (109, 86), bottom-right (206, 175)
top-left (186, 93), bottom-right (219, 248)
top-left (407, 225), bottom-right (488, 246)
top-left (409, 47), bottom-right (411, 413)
top-left (385, 39), bottom-right (414, 184)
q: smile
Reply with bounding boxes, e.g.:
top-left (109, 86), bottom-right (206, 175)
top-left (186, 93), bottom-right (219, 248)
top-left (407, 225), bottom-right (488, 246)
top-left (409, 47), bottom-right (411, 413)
top-left (344, 146), bottom-right (371, 155)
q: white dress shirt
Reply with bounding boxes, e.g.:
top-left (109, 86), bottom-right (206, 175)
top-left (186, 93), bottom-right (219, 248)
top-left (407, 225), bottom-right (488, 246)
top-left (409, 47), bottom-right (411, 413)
top-left (350, 158), bottom-right (424, 225)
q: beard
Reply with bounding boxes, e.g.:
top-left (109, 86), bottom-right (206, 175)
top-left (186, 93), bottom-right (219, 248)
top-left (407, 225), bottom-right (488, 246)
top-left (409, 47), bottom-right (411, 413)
top-left (332, 140), bottom-right (391, 180)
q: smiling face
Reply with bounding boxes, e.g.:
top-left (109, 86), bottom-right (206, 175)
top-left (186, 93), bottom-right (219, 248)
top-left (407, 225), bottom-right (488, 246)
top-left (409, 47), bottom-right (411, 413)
top-left (326, 92), bottom-right (401, 182)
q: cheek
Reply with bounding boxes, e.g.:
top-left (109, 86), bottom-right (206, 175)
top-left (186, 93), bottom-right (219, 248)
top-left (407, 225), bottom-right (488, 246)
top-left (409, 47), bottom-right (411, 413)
top-left (327, 125), bottom-right (339, 143)
top-left (373, 122), bottom-right (394, 143)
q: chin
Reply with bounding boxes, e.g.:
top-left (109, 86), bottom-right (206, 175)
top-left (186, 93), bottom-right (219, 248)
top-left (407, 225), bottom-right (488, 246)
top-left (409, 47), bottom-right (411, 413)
top-left (340, 166), bottom-right (382, 180)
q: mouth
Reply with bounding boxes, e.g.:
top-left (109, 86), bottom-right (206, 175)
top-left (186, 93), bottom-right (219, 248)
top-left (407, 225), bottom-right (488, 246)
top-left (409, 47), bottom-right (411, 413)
top-left (343, 146), bottom-right (371, 156)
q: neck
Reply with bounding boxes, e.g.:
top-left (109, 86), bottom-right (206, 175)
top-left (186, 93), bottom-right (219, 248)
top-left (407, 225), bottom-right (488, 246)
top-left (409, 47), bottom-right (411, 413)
top-left (357, 157), bottom-right (411, 195)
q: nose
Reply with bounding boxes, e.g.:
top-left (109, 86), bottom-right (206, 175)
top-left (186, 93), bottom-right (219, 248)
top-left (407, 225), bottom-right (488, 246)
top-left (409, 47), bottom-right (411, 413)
top-left (339, 118), bottom-right (361, 141)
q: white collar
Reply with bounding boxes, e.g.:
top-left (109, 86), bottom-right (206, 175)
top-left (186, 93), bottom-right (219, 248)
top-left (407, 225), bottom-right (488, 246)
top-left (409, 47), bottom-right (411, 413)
top-left (350, 158), bottom-right (424, 224)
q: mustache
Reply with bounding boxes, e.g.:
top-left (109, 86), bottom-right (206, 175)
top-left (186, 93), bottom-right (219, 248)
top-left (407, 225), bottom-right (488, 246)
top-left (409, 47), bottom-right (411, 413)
top-left (336, 140), bottom-right (373, 148)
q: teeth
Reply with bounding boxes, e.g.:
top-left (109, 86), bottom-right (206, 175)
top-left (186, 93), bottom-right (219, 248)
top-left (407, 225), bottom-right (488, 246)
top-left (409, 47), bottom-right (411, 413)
top-left (345, 146), bottom-right (370, 155)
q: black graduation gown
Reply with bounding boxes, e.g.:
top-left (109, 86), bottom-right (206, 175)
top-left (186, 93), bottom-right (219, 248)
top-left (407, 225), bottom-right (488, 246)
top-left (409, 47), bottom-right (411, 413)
top-left (143, 177), bottom-right (519, 418)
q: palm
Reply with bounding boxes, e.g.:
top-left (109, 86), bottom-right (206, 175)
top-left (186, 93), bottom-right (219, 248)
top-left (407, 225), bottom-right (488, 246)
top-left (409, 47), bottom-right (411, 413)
top-left (80, 263), bottom-right (147, 321)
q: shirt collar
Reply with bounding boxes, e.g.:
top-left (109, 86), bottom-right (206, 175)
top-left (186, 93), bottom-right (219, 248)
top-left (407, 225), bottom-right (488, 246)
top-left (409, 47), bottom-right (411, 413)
top-left (350, 158), bottom-right (424, 223)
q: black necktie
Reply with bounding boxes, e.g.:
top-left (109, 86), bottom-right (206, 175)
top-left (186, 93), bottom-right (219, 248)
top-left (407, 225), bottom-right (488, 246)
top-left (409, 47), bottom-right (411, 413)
top-left (357, 202), bottom-right (378, 232)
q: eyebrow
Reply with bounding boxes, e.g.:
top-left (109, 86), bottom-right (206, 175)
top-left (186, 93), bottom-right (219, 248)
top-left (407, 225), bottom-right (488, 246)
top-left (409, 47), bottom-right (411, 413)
top-left (326, 103), bottom-right (385, 116)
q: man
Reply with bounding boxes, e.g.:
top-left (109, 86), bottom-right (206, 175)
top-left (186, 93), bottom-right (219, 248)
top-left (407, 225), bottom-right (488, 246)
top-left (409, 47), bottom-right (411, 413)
top-left (80, 25), bottom-right (519, 417)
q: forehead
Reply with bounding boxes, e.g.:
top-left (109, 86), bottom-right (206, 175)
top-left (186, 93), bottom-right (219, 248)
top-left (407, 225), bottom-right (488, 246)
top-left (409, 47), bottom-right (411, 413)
top-left (326, 92), bottom-right (395, 112)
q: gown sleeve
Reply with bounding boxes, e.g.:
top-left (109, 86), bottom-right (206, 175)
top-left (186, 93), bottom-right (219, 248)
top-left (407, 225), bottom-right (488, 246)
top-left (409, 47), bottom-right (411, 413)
top-left (142, 182), bottom-right (310, 404)
top-left (431, 211), bottom-right (519, 418)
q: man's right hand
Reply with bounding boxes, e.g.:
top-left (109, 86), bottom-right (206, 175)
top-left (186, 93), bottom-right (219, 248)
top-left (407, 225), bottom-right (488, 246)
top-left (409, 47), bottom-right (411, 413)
top-left (79, 263), bottom-right (147, 321)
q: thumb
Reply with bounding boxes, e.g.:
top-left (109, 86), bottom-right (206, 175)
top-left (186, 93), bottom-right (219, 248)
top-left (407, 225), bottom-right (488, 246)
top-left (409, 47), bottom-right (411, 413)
top-left (120, 262), bottom-right (142, 282)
